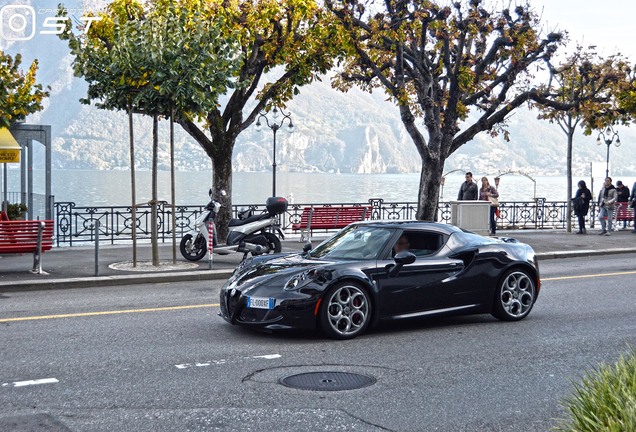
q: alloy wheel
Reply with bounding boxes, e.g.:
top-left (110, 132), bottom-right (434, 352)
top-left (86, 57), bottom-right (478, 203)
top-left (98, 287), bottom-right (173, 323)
top-left (499, 271), bottom-right (535, 318)
top-left (323, 284), bottom-right (371, 339)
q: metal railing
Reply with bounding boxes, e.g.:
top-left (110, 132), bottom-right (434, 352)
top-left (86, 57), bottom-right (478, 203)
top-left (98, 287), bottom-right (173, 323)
top-left (2, 192), bottom-right (50, 220)
top-left (52, 198), bottom-right (607, 246)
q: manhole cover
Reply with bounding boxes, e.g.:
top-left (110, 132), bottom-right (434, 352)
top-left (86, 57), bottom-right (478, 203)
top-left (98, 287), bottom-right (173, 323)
top-left (279, 371), bottom-right (376, 391)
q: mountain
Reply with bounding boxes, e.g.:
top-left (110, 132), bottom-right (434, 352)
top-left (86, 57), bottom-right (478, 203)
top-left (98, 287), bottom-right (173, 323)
top-left (4, 0), bottom-right (636, 177)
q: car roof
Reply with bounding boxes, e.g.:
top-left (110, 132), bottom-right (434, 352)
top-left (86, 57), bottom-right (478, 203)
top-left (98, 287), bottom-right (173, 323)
top-left (350, 220), bottom-right (463, 235)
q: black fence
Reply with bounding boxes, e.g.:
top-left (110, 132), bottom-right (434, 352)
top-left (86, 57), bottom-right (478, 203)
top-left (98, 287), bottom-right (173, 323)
top-left (52, 198), bottom-right (605, 246)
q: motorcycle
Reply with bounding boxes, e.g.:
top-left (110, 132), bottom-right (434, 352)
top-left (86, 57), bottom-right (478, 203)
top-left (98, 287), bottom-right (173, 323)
top-left (180, 189), bottom-right (287, 261)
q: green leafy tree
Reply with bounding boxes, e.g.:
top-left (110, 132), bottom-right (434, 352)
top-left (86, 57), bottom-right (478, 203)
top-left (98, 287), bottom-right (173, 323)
top-left (535, 46), bottom-right (631, 231)
top-left (325, 0), bottom-right (567, 220)
top-left (0, 51), bottom-right (49, 128)
top-left (176, 0), bottom-right (344, 232)
top-left (62, 0), bottom-right (344, 237)
top-left (59, 0), bottom-right (241, 264)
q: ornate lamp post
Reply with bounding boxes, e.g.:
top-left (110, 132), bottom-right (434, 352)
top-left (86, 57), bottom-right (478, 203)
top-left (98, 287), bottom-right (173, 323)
top-left (255, 106), bottom-right (294, 197)
top-left (596, 126), bottom-right (620, 179)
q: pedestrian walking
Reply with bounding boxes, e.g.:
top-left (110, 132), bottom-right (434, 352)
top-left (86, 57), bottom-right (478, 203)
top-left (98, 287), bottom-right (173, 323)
top-left (572, 180), bottom-right (592, 234)
top-left (597, 177), bottom-right (617, 236)
top-left (615, 180), bottom-right (630, 229)
top-left (479, 177), bottom-right (499, 235)
top-left (457, 172), bottom-right (478, 201)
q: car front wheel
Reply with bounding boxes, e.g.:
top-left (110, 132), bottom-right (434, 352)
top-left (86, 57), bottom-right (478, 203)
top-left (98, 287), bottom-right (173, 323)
top-left (492, 269), bottom-right (536, 321)
top-left (319, 282), bottom-right (372, 340)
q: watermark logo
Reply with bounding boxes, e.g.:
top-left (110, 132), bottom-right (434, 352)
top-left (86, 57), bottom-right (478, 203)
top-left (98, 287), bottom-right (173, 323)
top-left (0, 5), bottom-right (101, 41)
top-left (0, 5), bottom-right (35, 41)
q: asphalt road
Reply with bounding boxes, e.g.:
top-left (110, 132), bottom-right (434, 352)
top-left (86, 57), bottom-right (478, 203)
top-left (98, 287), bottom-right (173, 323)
top-left (1, 254), bottom-right (635, 431)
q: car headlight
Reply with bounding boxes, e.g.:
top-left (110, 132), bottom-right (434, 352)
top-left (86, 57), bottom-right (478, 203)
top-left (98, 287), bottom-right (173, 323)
top-left (284, 269), bottom-right (332, 290)
top-left (284, 273), bottom-right (306, 291)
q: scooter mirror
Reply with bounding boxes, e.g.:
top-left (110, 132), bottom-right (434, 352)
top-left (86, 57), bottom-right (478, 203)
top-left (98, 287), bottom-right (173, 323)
top-left (208, 188), bottom-right (213, 198)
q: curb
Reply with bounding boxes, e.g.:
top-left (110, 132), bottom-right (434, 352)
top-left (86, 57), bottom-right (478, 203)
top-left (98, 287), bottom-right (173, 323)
top-left (536, 248), bottom-right (636, 261)
top-left (0, 269), bottom-right (234, 293)
top-left (3, 248), bottom-right (636, 292)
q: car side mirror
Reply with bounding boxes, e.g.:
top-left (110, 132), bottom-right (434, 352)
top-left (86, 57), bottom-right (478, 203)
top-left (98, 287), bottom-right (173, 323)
top-left (302, 243), bottom-right (312, 256)
top-left (394, 251), bottom-right (416, 265)
top-left (387, 251), bottom-right (416, 278)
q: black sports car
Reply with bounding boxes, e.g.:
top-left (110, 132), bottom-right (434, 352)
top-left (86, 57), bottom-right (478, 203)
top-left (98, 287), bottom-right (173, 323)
top-left (219, 221), bottom-right (540, 339)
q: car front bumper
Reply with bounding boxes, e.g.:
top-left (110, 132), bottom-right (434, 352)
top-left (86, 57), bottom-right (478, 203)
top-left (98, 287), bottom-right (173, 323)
top-left (219, 284), bottom-right (322, 331)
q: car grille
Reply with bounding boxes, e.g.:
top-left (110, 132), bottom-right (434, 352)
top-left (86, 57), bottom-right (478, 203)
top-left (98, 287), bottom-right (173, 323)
top-left (239, 308), bottom-right (282, 323)
top-left (221, 288), bottom-right (243, 320)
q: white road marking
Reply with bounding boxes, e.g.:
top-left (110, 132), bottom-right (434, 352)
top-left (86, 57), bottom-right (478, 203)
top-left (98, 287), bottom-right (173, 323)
top-left (252, 354), bottom-right (282, 360)
top-left (2, 378), bottom-right (59, 387)
top-left (175, 353), bottom-right (282, 370)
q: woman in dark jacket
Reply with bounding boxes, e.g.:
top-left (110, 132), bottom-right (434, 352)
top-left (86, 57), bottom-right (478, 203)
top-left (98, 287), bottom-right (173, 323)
top-left (573, 180), bottom-right (592, 234)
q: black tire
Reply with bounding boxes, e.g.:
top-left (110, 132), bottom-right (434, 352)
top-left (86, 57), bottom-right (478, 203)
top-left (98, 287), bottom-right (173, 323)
top-left (263, 232), bottom-right (282, 254)
top-left (319, 282), bottom-right (372, 340)
top-left (491, 268), bottom-right (536, 321)
top-left (180, 233), bottom-right (207, 261)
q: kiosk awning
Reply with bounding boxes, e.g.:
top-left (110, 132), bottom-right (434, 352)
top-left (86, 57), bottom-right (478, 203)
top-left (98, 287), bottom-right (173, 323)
top-left (0, 127), bottom-right (21, 163)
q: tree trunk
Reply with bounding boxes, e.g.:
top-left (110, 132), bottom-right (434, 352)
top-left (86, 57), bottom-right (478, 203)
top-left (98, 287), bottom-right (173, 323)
top-left (170, 111), bottom-right (176, 264)
top-left (151, 114), bottom-right (159, 266)
top-left (566, 125), bottom-right (574, 233)
top-left (128, 109), bottom-right (137, 267)
top-left (416, 158), bottom-right (444, 221)
top-left (561, 113), bottom-right (579, 234)
top-left (209, 136), bottom-right (234, 241)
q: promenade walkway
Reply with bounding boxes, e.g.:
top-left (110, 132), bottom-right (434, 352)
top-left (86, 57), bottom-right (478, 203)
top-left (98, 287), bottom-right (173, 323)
top-left (1, 229), bottom-right (635, 292)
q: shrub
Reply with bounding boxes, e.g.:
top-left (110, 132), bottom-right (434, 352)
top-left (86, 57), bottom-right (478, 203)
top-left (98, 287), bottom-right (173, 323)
top-left (6, 203), bottom-right (27, 220)
top-left (556, 348), bottom-right (636, 431)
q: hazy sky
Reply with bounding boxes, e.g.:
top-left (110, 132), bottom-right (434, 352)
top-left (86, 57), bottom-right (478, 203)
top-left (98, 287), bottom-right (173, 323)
top-left (532, 0), bottom-right (635, 59)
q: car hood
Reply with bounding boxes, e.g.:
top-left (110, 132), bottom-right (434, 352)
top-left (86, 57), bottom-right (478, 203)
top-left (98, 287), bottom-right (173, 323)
top-left (226, 253), bottom-right (335, 290)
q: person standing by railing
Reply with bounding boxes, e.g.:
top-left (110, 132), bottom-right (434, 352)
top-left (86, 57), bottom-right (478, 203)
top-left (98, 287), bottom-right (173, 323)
top-left (597, 177), bottom-right (617, 236)
top-left (457, 172), bottom-right (478, 201)
top-left (630, 181), bottom-right (636, 234)
top-left (573, 180), bottom-right (592, 234)
top-left (479, 177), bottom-right (499, 235)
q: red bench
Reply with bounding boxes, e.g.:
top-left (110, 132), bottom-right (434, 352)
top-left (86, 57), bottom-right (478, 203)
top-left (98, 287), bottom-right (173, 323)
top-left (614, 203), bottom-right (634, 228)
top-left (0, 219), bottom-right (54, 274)
top-left (292, 206), bottom-right (371, 240)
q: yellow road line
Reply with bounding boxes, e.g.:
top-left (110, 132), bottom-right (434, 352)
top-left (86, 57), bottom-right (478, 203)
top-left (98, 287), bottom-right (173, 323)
top-left (3, 270), bottom-right (635, 323)
top-left (543, 270), bottom-right (636, 282)
top-left (0, 303), bottom-right (219, 323)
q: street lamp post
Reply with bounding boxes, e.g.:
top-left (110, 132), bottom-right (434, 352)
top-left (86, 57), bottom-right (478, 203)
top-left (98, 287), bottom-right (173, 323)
top-left (255, 106), bottom-right (294, 197)
top-left (596, 126), bottom-right (620, 179)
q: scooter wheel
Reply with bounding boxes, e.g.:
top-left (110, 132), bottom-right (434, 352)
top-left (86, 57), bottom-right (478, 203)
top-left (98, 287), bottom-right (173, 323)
top-left (263, 232), bottom-right (282, 254)
top-left (180, 234), bottom-right (207, 261)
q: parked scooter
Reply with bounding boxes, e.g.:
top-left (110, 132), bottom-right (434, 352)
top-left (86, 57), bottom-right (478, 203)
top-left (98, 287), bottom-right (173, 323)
top-left (180, 189), bottom-right (287, 261)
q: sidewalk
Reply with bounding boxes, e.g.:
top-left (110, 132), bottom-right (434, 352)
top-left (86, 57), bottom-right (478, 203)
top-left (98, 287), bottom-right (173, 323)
top-left (1, 229), bottom-right (635, 292)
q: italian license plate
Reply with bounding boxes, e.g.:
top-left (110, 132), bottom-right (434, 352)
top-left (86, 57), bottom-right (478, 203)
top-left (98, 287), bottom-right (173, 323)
top-left (246, 296), bottom-right (275, 310)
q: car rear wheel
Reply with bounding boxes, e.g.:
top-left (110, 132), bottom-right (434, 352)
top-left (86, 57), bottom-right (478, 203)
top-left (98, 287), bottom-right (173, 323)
top-left (492, 269), bottom-right (536, 321)
top-left (319, 282), bottom-right (372, 340)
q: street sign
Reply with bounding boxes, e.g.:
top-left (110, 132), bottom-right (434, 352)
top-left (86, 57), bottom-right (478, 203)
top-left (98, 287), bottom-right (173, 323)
top-left (0, 128), bottom-right (21, 163)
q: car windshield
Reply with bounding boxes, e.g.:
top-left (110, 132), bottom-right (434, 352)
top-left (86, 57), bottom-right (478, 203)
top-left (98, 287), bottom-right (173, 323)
top-left (308, 225), bottom-right (394, 260)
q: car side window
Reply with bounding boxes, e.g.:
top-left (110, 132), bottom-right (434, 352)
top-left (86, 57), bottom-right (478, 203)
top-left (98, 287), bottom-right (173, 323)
top-left (396, 231), bottom-right (444, 257)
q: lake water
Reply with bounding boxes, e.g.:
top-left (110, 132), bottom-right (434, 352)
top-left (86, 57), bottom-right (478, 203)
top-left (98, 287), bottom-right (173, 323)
top-left (3, 169), bottom-right (635, 206)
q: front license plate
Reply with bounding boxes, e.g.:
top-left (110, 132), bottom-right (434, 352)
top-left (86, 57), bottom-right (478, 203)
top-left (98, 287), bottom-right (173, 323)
top-left (246, 296), bottom-right (275, 310)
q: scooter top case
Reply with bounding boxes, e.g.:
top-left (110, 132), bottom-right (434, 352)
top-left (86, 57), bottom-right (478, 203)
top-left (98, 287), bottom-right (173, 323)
top-left (266, 197), bottom-right (289, 216)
